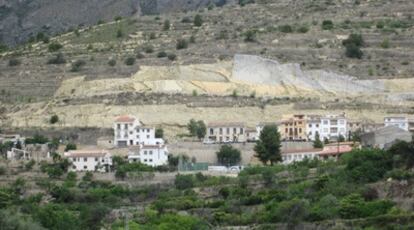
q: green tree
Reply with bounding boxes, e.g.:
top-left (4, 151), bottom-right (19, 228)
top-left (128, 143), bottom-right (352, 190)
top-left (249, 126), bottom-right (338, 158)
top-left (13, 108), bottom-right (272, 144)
top-left (196, 120), bottom-right (206, 139)
top-left (338, 134), bottom-right (345, 142)
top-left (194, 14), bottom-right (203, 27)
top-left (313, 132), bottom-right (323, 148)
top-left (64, 143), bottom-right (77, 151)
top-left (254, 125), bottom-right (281, 165)
top-left (163, 20), bottom-right (170, 30)
top-left (321, 20), bottom-right (334, 30)
top-left (50, 115), bottom-right (59, 124)
top-left (187, 119), bottom-right (198, 136)
top-left (244, 30), bottom-right (256, 42)
top-left (216, 145), bottom-right (241, 166)
top-left (155, 128), bottom-right (164, 138)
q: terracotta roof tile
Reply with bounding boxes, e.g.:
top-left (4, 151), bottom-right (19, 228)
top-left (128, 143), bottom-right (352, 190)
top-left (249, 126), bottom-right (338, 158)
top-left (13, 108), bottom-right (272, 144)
top-left (115, 115), bottom-right (136, 123)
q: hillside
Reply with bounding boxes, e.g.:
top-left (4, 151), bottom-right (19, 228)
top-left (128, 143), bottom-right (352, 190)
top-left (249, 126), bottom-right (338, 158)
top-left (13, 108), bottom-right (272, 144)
top-left (1, 0), bottom-right (414, 135)
top-left (0, 0), bottom-right (230, 46)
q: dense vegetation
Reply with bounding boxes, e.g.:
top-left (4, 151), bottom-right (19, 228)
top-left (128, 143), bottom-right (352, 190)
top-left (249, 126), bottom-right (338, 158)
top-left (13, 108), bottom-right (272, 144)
top-left (1, 139), bottom-right (414, 229)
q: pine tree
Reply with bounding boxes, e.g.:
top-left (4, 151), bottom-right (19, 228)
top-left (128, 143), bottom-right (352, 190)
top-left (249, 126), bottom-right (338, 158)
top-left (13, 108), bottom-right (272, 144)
top-left (254, 125), bottom-right (281, 165)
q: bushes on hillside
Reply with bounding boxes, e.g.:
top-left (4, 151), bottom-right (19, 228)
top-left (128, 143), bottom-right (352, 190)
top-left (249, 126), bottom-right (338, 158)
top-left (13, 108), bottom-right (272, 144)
top-left (48, 42), bottom-right (63, 52)
top-left (124, 57), bottom-right (136, 65)
top-left (47, 53), bottom-right (66, 64)
top-left (50, 115), bottom-right (59, 124)
top-left (70, 60), bottom-right (86, 72)
top-left (321, 20), bottom-right (334, 30)
top-left (176, 39), bottom-right (188, 50)
top-left (343, 33), bottom-right (364, 59)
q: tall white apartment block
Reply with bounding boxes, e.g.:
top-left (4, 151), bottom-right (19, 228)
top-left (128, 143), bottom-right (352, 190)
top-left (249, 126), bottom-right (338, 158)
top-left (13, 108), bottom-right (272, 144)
top-left (113, 115), bottom-right (164, 147)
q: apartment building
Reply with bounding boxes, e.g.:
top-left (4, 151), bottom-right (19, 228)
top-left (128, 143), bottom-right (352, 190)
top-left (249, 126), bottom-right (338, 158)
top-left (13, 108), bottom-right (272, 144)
top-left (113, 115), bottom-right (164, 147)
top-left (384, 116), bottom-right (409, 131)
top-left (205, 122), bottom-right (246, 143)
top-left (280, 115), bottom-right (307, 141)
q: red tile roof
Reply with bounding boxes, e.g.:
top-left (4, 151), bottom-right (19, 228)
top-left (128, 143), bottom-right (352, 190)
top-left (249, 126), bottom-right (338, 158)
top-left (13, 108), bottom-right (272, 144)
top-left (115, 115), bottom-right (136, 123)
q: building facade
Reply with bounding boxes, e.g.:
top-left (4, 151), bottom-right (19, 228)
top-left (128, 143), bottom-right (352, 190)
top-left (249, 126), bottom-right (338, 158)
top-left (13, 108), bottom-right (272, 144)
top-left (65, 150), bottom-right (112, 172)
top-left (306, 114), bottom-right (347, 141)
top-left (114, 115), bottom-right (164, 147)
top-left (281, 115), bottom-right (307, 141)
top-left (127, 144), bottom-right (169, 167)
top-left (384, 117), bottom-right (409, 131)
top-left (361, 126), bottom-right (412, 149)
top-left (205, 122), bottom-right (246, 143)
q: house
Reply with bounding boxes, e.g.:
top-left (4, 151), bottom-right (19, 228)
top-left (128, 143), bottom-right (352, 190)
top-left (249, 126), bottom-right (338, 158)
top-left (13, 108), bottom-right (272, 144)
top-left (384, 116), bottom-right (409, 131)
top-left (245, 128), bottom-right (258, 142)
top-left (281, 148), bottom-right (322, 164)
top-left (127, 144), bottom-right (168, 166)
top-left (281, 115), bottom-right (307, 141)
top-left (361, 126), bottom-right (412, 149)
top-left (65, 149), bottom-right (112, 172)
top-left (113, 115), bottom-right (164, 147)
top-left (281, 142), bottom-right (357, 164)
top-left (205, 122), bottom-right (246, 143)
top-left (306, 115), bottom-right (322, 141)
top-left (319, 114), bottom-right (347, 141)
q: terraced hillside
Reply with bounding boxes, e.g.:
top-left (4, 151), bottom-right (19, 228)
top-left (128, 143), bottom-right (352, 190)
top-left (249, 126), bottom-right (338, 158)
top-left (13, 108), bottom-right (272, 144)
top-left (0, 0), bottom-right (414, 136)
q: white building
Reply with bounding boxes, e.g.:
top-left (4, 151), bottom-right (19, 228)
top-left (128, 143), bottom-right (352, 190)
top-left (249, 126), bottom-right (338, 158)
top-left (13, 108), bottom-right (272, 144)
top-left (307, 114), bottom-right (347, 141)
top-left (384, 116), bottom-right (409, 131)
top-left (205, 122), bottom-right (246, 143)
top-left (65, 149), bottom-right (112, 172)
top-left (127, 144), bottom-right (168, 167)
top-left (114, 115), bottom-right (164, 147)
top-left (0, 134), bottom-right (25, 145)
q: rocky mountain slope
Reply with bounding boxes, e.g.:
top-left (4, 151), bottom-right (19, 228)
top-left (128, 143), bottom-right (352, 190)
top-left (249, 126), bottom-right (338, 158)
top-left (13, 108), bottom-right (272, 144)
top-left (0, 0), bottom-right (414, 136)
top-left (0, 0), bottom-right (231, 46)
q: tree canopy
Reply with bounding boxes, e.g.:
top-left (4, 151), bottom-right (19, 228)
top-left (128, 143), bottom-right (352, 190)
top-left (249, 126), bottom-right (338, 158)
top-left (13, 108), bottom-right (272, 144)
top-left (216, 145), bottom-right (241, 166)
top-left (254, 125), bottom-right (281, 165)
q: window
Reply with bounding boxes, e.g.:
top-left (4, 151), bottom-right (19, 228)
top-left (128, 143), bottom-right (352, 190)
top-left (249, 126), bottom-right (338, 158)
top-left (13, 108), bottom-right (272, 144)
top-left (144, 151), bottom-right (147, 155)
top-left (95, 157), bottom-right (98, 162)
top-left (226, 128), bottom-right (230, 134)
top-left (299, 128), bottom-right (302, 133)
top-left (233, 128), bottom-right (236, 133)
top-left (149, 159), bottom-right (153, 162)
top-left (72, 166), bottom-right (76, 169)
top-left (316, 124), bottom-right (319, 128)
top-left (129, 131), bottom-right (133, 135)
top-left (117, 124), bottom-right (121, 129)
top-left (149, 151), bottom-right (153, 155)
top-left (323, 120), bottom-right (328, 125)
top-left (136, 135), bottom-right (140, 139)
top-left (83, 166), bottom-right (87, 169)
top-left (147, 129), bottom-right (150, 132)
top-left (285, 128), bottom-right (288, 133)
top-left (240, 128), bottom-right (243, 134)
top-left (84, 157), bottom-right (87, 162)
top-left (146, 135), bottom-right (150, 138)
top-left (210, 128), bottom-right (214, 135)
top-left (129, 140), bottom-right (133, 145)
top-left (309, 124), bottom-right (312, 128)
top-left (144, 159), bottom-right (148, 162)
top-left (219, 128), bottom-right (223, 134)
top-left (226, 136), bottom-right (229, 141)
top-left (339, 120), bottom-right (345, 125)
top-left (124, 124), bottom-right (128, 129)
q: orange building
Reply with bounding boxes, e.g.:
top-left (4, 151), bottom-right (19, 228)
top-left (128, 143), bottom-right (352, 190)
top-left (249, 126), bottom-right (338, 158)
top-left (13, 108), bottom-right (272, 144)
top-left (280, 114), bottom-right (308, 141)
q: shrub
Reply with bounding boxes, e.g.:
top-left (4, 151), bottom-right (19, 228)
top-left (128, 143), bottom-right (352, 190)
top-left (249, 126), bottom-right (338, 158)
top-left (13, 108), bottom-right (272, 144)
top-left (176, 39), bottom-right (188, 49)
top-left (149, 32), bottom-right (156, 39)
top-left (25, 160), bottom-right (36, 171)
top-left (181, 17), bottom-right (192, 23)
top-left (50, 115), bottom-right (59, 124)
top-left (65, 143), bottom-right (77, 151)
top-left (163, 20), bottom-right (170, 30)
top-left (189, 35), bottom-right (196, 43)
top-left (279, 25), bottom-right (293, 33)
top-left (124, 57), bottom-right (136, 65)
top-left (194, 14), bottom-right (203, 27)
top-left (167, 53), bottom-right (177, 61)
top-left (175, 174), bottom-right (194, 190)
top-left (47, 53), bottom-right (66, 64)
top-left (108, 59), bottom-right (116, 66)
top-left (343, 33), bottom-right (364, 47)
top-left (216, 145), bottom-right (241, 166)
top-left (8, 58), bottom-right (21, 66)
top-left (48, 42), bottom-right (63, 52)
top-left (244, 30), bottom-right (256, 42)
top-left (70, 60), bottom-right (86, 72)
top-left (155, 128), bottom-right (164, 138)
top-left (345, 43), bottom-right (363, 59)
top-left (380, 38), bottom-right (390, 48)
top-left (321, 20), bottom-right (334, 30)
top-left (116, 28), bottom-right (123, 38)
top-left (157, 51), bottom-right (167, 58)
top-left (114, 16), bottom-right (122, 21)
top-left (341, 148), bottom-right (392, 183)
top-left (297, 25), bottom-right (309, 33)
